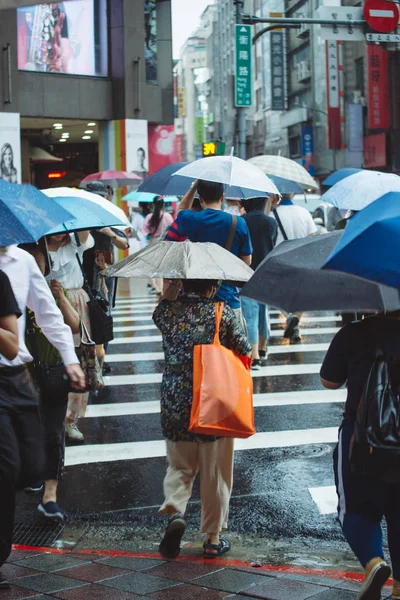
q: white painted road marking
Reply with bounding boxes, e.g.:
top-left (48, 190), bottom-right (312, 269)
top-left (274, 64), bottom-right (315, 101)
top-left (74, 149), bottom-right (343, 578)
top-left (309, 486), bottom-right (337, 515)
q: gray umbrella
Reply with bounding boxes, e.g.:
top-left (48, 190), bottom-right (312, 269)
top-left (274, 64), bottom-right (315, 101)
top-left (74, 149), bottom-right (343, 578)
top-left (240, 232), bottom-right (400, 313)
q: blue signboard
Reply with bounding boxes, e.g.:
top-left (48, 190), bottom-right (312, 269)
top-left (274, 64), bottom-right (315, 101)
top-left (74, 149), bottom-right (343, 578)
top-left (301, 125), bottom-right (315, 177)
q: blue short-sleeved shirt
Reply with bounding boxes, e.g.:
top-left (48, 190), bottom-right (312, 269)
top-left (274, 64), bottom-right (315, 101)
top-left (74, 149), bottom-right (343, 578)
top-left (175, 209), bottom-right (253, 308)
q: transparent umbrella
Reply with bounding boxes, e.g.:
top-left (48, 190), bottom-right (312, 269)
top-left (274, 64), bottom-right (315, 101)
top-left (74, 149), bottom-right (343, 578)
top-left (103, 240), bottom-right (253, 285)
top-left (247, 155), bottom-right (318, 190)
top-left (320, 171), bottom-right (400, 211)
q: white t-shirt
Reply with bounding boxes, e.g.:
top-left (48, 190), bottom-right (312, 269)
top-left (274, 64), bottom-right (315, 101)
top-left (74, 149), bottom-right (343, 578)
top-left (49, 234), bottom-right (94, 290)
top-left (273, 204), bottom-right (317, 245)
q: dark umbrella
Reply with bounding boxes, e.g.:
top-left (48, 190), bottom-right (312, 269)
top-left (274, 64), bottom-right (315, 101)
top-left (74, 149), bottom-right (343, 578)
top-left (240, 232), bottom-right (400, 313)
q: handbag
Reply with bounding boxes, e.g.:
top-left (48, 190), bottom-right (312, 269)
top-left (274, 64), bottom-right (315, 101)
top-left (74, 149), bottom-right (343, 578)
top-left (189, 302), bottom-right (255, 439)
top-left (75, 321), bottom-right (105, 392)
top-left (74, 238), bottom-right (114, 345)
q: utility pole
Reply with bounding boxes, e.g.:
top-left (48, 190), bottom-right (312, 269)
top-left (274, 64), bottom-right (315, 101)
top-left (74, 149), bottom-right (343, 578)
top-left (234, 0), bottom-right (247, 160)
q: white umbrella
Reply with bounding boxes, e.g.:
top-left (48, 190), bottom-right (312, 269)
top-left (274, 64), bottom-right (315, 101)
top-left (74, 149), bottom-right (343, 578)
top-left (42, 187), bottom-right (132, 228)
top-left (247, 155), bottom-right (318, 190)
top-left (320, 171), bottom-right (400, 211)
top-left (102, 240), bottom-right (254, 283)
top-left (172, 155), bottom-right (280, 195)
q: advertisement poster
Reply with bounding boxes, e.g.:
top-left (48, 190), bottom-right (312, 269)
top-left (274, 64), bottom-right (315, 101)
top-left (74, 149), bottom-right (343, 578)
top-left (301, 125), bottom-right (315, 176)
top-left (125, 119), bottom-right (149, 179)
top-left (148, 125), bottom-right (180, 175)
top-left (0, 113), bottom-right (21, 185)
top-left (145, 1), bottom-right (157, 82)
top-left (17, 1), bottom-right (108, 76)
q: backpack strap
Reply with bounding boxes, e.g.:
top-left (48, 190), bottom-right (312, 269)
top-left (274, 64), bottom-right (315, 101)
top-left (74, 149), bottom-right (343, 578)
top-left (273, 208), bottom-right (288, 241)
top-left (225, 215), bottom-right (237, 251)
top-left (213, 302), bottom-right (224, 345)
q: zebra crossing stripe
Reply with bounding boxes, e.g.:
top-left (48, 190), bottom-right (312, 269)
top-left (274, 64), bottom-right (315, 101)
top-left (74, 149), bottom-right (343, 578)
top-left (85, 389), bottom-right (346, 418)
top-left (308, 486), bottom-right (337, 515)
top-left (65, 427), bottom-right (338, 466)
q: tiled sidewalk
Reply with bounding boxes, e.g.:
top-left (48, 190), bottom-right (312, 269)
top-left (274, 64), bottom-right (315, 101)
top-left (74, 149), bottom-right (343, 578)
top-left (1, 548), bottom-right (394, 600)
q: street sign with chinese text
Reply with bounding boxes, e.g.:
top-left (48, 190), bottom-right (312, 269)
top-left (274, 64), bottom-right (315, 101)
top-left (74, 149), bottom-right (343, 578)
top-left (367, 45), bottom-right (390, 130)
top-left (366, 32), bottom-right (400, 41)
top-left (270, 32), bottom-right (285, 111)
top-left (326, 41), bottom-right (343, 149)
top-left (364, 0), bottom-right (399, 33)
top-left (235, 24), bottom-right (252, 107)
top-left (318, 6), bottom-right (365, 41)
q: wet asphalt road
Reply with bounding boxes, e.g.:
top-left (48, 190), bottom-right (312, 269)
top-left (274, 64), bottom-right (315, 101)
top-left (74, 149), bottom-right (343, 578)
top-left (16, 281), bottom-right (351, 555)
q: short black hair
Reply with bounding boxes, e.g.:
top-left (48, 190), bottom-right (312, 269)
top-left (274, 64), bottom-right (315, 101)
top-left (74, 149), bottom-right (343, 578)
top-left (197, 180), bottom-right (224, 204)
top-left (183, 279), bottom-right (218, 295)
top-left (242, 197), bottom-right (267, 213)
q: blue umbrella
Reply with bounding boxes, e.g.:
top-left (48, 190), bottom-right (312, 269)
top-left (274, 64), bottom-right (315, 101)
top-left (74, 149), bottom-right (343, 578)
top-left (266, 175), bottom-right (303, 195)
top-left (46, 195), bottom-right (125, 235)
top-left (137, 162), bottom-right (273, 200)
top-left (323, 192), bottom-right (400, 289)
top-left (323, 168), bottom-right (363, 187)
top-left (122, 191), bottom-right (178, 203)
top-left (0, 180), bottom-right (73, 247)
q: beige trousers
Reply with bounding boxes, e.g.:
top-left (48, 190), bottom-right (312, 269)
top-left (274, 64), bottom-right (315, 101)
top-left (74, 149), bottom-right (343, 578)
top-left (159, 438), bottom-right (234, 534)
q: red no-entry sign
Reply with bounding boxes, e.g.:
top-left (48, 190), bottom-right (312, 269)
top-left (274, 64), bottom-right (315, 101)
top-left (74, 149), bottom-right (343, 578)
top-left (364, 0), bottom-right (400, 33)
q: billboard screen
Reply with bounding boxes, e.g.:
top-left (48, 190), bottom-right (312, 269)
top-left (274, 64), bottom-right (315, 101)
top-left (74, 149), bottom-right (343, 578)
top-left (17, 0), bottom-right (108, 76)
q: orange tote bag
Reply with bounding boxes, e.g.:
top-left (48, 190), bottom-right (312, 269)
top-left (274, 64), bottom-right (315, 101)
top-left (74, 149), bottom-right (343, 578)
top-left (189, 302), bottom-right (256, 439)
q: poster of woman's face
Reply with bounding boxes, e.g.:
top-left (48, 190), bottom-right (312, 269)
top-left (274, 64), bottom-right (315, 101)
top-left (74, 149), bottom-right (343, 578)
top-left (0, 113), bottom-right (21, 184)
top-left (126, 119), bottom-right (149, 180)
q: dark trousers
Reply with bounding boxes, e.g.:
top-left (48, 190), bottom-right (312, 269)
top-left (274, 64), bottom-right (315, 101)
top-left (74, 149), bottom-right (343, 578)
top-left (334, 421), bottom-right (400, 579)
top-left (0, 366), bottom-right (44, 567)
top-left (36, 365), bottom-right (69, 481)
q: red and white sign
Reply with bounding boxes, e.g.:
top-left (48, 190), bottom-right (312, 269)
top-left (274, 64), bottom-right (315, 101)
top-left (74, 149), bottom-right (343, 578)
top-left (364, 0), bottom-right (399, 33)
top-left (364, 133), bottom-right (387, 168)
top-left (325, 41), bottom-right (343, 150)
top-left (367, 45), bottom-right (390, 130)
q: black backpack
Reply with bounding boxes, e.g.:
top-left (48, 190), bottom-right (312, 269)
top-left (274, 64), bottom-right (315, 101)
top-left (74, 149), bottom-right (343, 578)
top-left (350, 346), bottom-right (400, 482)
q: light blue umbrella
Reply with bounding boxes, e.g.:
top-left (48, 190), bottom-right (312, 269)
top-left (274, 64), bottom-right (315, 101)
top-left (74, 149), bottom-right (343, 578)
top-left (321, 170), bottom-right (400, 211)
top-left (46, 195), bottom-right (125, 235)
top-left (323, 168), bottom-right (363, 187)
top-left (122, 191), bottom-right (177, 203)
top-left (0, 180), bottom-right (73, 247)
top-left (323, 192), bottom-right (400, 289)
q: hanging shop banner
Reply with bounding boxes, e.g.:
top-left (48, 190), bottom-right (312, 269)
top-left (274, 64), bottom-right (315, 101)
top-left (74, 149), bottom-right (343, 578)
top-left (325, 41), bottom-right (342, 149)
top-left (364, 132), bottom-right (387, 168)
top-left (126, 119), bottom-right (149, 179)
top-left (301, 125), bottom-right (315, 176)
top-left (0, 112), bottom-right (21, 184)
top-left (270, 31), bottom-right (285, 111)
top-left (194, 113), bottom-right (204, 145)
top-left (145, 1), bottom-right (157, 82)
top-left (148, 125), bottom-right (181, 175)
top-left (367, 45), bottom-right (390, 130)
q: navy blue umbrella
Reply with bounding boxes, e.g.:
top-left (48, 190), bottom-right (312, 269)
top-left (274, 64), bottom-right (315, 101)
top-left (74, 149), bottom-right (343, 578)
top-left (0, 180), bottom-right (73, 247)
top-left (323, 192), bottom-right (400, 289)
top-left (267, 175), bottom-right (303, 195)
top-left (323, 168), bottom-right (363, 187)
top-left (137, 162), bottom-right (271, 200)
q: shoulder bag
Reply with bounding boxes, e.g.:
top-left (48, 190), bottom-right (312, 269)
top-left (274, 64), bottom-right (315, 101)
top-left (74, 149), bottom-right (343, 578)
top-left (75, 320), bottom-right (105, 392)
top-left (273, 208), bottom-right (289, 241)
top-left (189, 302), bottom-right (255, 439)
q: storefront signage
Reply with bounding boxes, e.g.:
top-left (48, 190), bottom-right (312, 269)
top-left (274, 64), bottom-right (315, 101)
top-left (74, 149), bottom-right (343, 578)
top-left (301, 125), bottom-right (315, 176)
top-left (270, 32), bottom-right (285, 111)
top-left (364, 132), bottom-right (387, 168)
top-left (326, 41), bottom-right (343, 149)
top-left (367, 45), bottom-right (390, 130)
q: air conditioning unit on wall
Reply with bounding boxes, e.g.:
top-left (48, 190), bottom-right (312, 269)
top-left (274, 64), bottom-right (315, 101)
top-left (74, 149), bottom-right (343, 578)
top-left (296, 61), bottom-right (311, 83)
top-left (349, 90), bottom-right (366, 106)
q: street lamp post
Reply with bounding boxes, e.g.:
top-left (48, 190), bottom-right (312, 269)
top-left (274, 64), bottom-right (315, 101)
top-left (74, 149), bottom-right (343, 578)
top-left (233, 0), bottom-right (247, 160)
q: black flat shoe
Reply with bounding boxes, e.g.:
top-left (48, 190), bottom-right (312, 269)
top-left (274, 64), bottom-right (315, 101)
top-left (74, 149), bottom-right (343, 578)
top-left (159, 514), bottom-right (187, 559)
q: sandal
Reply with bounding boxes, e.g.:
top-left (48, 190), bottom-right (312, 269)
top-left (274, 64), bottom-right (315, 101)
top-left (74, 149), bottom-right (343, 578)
top-left (159, 514), bottom-right (187, 559)
top-left (203, 536), bottom-right (231, 558)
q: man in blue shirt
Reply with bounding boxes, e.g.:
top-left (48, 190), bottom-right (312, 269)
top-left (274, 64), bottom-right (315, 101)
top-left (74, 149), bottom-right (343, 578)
top-left (174, 180), bottom-right (252, 315)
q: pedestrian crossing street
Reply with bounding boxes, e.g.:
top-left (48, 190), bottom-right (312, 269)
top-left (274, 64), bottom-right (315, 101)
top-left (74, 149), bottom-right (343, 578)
top-left (64, 292), bottom-right (345, 519)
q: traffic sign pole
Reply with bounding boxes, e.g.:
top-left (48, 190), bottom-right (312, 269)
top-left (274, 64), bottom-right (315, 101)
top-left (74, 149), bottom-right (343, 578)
top-left (234, 0), bottom-right (247, 160)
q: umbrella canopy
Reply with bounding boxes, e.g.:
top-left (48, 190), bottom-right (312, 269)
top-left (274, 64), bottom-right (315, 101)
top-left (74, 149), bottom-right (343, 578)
top-left (247, 155), bottom-right (318, 190)
top-left (81, 170), bottom-right (142, 188)
top-left (321, 171), bottom-right (400, 211)
top-left (42, 187), bottom-right (131, 228)
top-left (173, 156), bottom-right (279, 194)
top-left (241, 231), bottom-right (400, 313)
top-left (45, 195), bottom-right (126, 235)
top-left (122, 191), bottom-right (177, 203)
top-left (268, 175), bottom-right (304, 195)
top-left (103, 240), bottom-right (253, 284)
top-left (0, 180), bottom-right (73, 246)
top-left (323, 192), bottom-right (400, 289)
top-left (323, 168), bottom-right (363, 187)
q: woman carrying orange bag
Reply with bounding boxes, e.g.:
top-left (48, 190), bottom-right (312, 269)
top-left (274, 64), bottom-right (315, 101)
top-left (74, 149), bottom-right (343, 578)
top-left (153, 279), bottom-right (251, 560)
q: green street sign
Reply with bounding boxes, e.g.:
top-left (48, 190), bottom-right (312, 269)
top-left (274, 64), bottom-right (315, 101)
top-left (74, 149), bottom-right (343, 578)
top-left (235, 24), bottom-right (252, 108)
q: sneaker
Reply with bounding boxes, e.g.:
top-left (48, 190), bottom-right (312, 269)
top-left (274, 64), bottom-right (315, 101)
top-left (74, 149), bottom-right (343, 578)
top-left (251, 359), bottom-right (261, 371)
top-left (38, 501), bottom-right (65, 522)
top-left (291, 327), bottom-right (302, 344)
top-left (358, 558), bottom-right (391, 600)
top-left (159, 514), bottom-right (187, 559)
top-left (0, 571), bottom-right (10, 590)
top-left (284, 314), bottom-right (299, 339)
top-left (65, 422), bottom-right (84, 442)
top-left (259, 350), bottom-right (269, 367)
top-left (24, 483), bottom-right (44, 495)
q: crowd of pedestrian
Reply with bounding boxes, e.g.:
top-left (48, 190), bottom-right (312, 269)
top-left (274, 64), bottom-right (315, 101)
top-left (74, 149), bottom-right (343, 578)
top-left (0, 167), bottom-right (399, 600)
